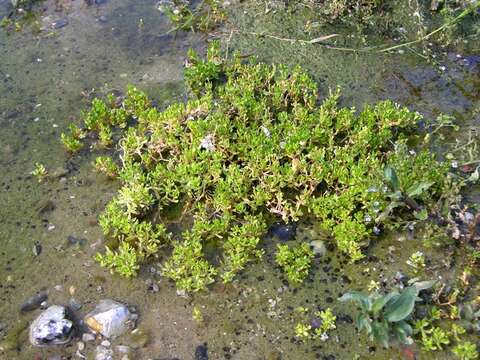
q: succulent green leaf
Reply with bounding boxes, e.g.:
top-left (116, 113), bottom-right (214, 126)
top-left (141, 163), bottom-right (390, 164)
top-left (371, 291), bottom-right (399, 315)
top-left (384, 286), bottom-right (417, 322)
top-left (371, 321), bottom-right (389, 348)
top-left (356, 313), bottom-right (372, 334)
top-left (406, 182), bottom-right (434, 198)
top-left (414, 209), bottom-right (428, 220)
top-left (339, 291), bottom-right (372, 312)
top-left (384, 165), bottom-right (400, 192)
top-left (395, 320), bottom-right (413, 336)
top-left (413, 280), bottom-right (436, 292)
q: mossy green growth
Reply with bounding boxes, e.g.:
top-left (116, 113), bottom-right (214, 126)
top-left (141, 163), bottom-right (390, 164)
top-left (158, 0), bottom-right (225, 33)
top-left (276, 243), bottom-right (314, 284)
top-left (65, 41), bottom-right (461, 291)
top-left (310, 0), bottom-right (386, 25)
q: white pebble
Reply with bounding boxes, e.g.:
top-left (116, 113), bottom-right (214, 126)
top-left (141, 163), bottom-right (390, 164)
top-left (82, 333), bottom-right (96, 342)
top-left (101, 340), bottom-right (111, 347)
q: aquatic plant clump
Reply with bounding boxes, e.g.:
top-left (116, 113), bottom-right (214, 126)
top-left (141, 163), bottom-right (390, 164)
top-left (67, 42), bottom-right (461, 291)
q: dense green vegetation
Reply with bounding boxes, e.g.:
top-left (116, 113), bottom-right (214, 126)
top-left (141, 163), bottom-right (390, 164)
top-left (62, 42), bottom-right (462, 292)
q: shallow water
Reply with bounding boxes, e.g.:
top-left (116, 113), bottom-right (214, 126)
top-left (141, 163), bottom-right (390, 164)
top-left (0, 1), bottom-right (479, 359)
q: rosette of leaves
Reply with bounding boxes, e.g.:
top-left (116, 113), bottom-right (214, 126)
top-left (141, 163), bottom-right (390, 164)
top-left (339, 281), bottom-right (435, 347)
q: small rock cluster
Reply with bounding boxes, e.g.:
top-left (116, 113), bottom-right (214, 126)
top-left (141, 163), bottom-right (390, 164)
top-left (28, 296), bottom-right (137, 360)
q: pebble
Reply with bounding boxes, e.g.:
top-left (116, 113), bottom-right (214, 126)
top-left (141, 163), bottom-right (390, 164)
top-left (95, 345), bottom-right (113, 360)
top-left (82, 333), bottom-right (96, 342)
top-left (310, 240), bottom-right (326, 256)
top-left (78, 341), bottom-right (85, 351)
top-left (20, 291), bottom-right (48, 312)
top-left (52, 18), bottom-right (69, 29)
top-left (29, 305), bottom-right (73, 346)
top-left (101, 340), bottom-right (111, 347)
top-left (36, 199), bottom-right (55, 214)
top-left (67, 235), bottom-right (87, 247)
top-left (269, 222), bottom-right (297, 241)
top-left (146, 280), bottom-right (159, 293)
top-left (115, 345), bottom-right (131, 354)
top-left (33, 242), bottom-right (42, 256)
top-left (47, 224), bottom-right (56, 231)
top-left (195, 343), bottom-right (209, 360)
top-left (98, 15), bottom-right (108, 23)
top-left (69, 298), bottom-right (82, 311)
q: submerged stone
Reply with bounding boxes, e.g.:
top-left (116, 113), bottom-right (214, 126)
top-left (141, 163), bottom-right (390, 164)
top-left (195, 343), bottom-right (208, 360)
top-left (310, 240), bottom-right (326, 257)
top-left (52, 18), bottom-right (69, 29)
top-left (85, 299), bottom-right (135, 339)
top-left (29, 305), bottom-right (73, 346)
top-left (20, 290), bottom-right (48, 313)
top-left (269, 222), bottom-right (297, 241)
top-left (95, 345), bottom-right (113, 360)
top-left (36, 199), bottom-right (55, 214)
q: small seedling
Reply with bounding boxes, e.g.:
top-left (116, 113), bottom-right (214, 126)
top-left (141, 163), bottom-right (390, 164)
top-left (406, 251), bottom-right (426, 274)
top-left (340, 280), bottom-right (435, 348)
top-left (31, 162), bottom-right (47, 182)
top-left (192, 306), bottom-right (203, 324)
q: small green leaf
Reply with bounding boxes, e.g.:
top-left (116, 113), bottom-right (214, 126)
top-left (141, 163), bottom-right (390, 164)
top-left (339, 291), bottom-right (372, 312)
top-left (414, 209), bottom-right (428, 220)
top-left (395, 320), bottom-right (413, 336)
top-left (467, 166), bottom-right (479, 184)
top-left (406, 182), bottom-right (434, 198)
top-left (371, 321), bottom-right (389, 348)
top-left (413, 280), bottom-right (436, 292)
top-left (384, 166), bottom-right (400, 192)
top-left (356, 313), bottom-right (371, 334)
top-left (384, 286), bottom-right (417, 322)
top-left (371, 292), bottom-right (399, 315)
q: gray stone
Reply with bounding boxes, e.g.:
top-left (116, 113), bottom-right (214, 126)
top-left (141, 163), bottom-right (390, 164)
top-left (96, 345), bottom-right (113, 360)
top-left (101, 340), bottom-right (111, 347)
top-left (20, 290), bottom-right (48, 312)
top-left (69, 298), bottom-right (82, 311)
top-left (82, 332), bottom-right (96, 342)
top-left (29, 305), bottom-right (73, 346)
top-left (85, 299), bottom-right (135, 339)
top-left (115, 345), bottom-right (132, 354)
top-left (52, 18), bottom-right (69, 29)
top-left (310, 240), bottom-right (326, 256)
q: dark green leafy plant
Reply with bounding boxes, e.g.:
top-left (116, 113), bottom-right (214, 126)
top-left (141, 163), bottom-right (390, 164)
top-left (63, 42), bottom-right (462, 291)
top-left (339, 281), bottom-right (435, 347)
